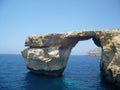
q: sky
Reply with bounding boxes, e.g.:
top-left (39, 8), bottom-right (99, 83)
top-left (0, 0), bottom-right (120, 54)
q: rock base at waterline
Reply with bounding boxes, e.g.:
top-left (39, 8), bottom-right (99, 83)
top-left (27, 67), bottom-right (64, 76)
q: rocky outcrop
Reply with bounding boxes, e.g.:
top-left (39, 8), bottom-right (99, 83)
top-left (22, 28), bottom-right (120, 87)
top-left (86, 48), bottom-right (101, 56)
top-left (22, 34), bottom-right (78, 76)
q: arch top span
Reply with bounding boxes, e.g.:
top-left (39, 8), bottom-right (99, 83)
top-left (22, 28), bottom-right (120, 88)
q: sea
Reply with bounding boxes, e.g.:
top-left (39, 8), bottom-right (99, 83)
top-left (0, 54), bottom-right (118, 90)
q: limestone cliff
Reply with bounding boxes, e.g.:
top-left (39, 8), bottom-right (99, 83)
top-left (22, 28), bottom-right (120, 87)
top-left (86, 48), bottom-right (101, 56)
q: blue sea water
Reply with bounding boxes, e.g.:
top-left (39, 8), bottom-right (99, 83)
top-left (0, 54), bottom-right (118, 90)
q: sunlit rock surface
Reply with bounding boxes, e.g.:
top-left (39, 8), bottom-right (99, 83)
top-left (22, 28), bottom-right (120, 87)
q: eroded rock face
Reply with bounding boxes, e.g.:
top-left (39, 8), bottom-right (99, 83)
top-left (100, 33), bottom-right (120, 87)
top-left (22, 34), bottom-right (78, 76)
top-left (22, 28), bottom-right (120, 87)
top-left (22, 47), bottom-right (71, 76)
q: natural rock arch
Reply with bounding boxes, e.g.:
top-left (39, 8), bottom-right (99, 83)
top-left (22, 28), bottom-right (120, 87)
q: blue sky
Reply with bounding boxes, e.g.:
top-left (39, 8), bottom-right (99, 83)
top-left (0, 0), bottom-right (120, 54)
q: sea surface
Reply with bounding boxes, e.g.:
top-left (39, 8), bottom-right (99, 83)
top-left (0, 54), bottom-right (118, 90)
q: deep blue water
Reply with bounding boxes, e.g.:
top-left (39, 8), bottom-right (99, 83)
top-left (0, 54), bottom-right (118, 90)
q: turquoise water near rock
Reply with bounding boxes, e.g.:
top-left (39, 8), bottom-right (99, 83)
top-left (0, 54), bottom-right (118, 90)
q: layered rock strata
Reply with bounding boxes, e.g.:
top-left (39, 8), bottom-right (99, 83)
top-left (22, 28), bottom-right (120, 87)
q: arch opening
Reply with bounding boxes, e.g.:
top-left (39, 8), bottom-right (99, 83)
top-left (63, 38), bottom-right (104, 89)
top-left (71, 38), bottom-right (101, 56)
